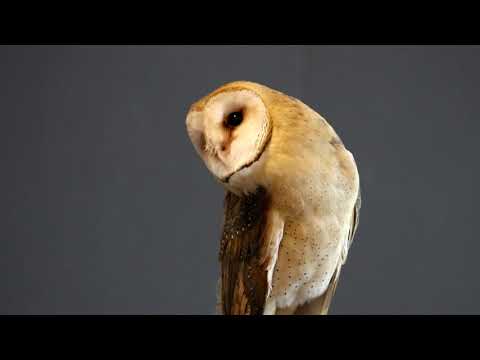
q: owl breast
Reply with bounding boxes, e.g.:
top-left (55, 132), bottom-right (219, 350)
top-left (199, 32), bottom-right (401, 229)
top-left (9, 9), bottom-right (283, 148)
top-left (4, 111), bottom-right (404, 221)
top-left (266, 145), bottom-right (358, 310)
top-left (268, 214), bottom-right (347, 309)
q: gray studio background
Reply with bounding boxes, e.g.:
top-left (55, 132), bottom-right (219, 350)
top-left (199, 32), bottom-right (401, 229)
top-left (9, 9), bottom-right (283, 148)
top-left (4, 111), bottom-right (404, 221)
top-left (1, 45), bottom-right (479, 314)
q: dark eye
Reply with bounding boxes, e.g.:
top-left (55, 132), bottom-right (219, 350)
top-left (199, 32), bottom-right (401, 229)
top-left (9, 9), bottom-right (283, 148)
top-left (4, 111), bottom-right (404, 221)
top-left (225, 111), bottom-right (243, 128)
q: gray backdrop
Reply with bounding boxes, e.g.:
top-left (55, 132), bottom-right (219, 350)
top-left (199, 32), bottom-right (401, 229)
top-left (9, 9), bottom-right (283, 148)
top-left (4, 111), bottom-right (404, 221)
top-left (1, 45), bottom-right (479, 314)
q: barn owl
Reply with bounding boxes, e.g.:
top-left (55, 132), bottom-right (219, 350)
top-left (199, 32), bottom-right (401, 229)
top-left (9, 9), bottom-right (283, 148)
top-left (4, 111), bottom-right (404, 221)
top-left (185, 81), bottom-right (361, 315)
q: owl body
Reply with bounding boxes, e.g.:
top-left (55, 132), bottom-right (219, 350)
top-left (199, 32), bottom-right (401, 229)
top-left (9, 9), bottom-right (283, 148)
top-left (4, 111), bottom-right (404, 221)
top-left (186, 81), bottom-right (360, 315)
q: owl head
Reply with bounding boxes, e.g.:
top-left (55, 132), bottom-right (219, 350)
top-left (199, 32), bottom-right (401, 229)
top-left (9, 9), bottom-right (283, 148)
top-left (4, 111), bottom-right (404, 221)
top-left (186, 81), bottom-right (332, 196)
top-left (186, 81), bottom-right (276, 194)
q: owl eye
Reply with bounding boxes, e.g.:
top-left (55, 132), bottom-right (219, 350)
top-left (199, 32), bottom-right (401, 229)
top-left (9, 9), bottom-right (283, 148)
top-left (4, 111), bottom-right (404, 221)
top-left (224, 111), bottom-right (243, 128)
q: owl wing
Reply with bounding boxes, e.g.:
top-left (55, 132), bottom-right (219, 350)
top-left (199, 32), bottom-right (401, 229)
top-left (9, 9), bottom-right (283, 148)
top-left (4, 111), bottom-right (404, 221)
top-left (218, 187), bottom-right (284, 315)
top-left (346, 187), bottom-right (361, 257)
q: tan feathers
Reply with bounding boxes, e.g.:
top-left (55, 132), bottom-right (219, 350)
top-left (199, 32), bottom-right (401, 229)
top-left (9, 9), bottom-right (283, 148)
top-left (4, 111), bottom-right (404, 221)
top-left (186, 81), bottom-right (361, 315)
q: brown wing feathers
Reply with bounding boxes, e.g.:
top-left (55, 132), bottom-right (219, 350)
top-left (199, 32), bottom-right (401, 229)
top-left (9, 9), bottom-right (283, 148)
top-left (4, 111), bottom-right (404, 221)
top-left (219, 187), bottom-right (271, 315)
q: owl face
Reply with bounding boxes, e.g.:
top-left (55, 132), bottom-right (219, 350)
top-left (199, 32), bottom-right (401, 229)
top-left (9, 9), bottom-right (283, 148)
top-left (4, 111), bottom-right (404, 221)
top-left (186, 86), bottom-right (271, 188)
